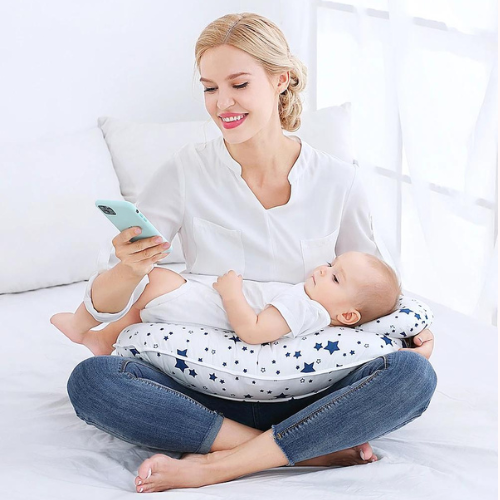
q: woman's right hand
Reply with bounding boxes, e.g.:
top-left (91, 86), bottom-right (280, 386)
top-left (113, 227), bottom-right (171, 278)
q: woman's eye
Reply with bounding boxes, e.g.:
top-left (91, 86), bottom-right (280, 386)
top-left (203, 82), bottom-right (248, 93)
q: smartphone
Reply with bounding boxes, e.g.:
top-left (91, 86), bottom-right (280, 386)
top-left (95, 199), bottom-right (170, 250)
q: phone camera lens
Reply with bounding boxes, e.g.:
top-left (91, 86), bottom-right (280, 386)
top-left (98, 205), bottom-right (116, 215)
top-left (136, 209), bottom-right (139, 213)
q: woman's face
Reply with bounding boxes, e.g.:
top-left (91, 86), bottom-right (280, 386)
top-left (199, 44), bottom-right (287, 144)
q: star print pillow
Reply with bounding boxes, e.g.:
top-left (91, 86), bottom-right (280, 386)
top-left (112, 295), bottom-right (432, 402)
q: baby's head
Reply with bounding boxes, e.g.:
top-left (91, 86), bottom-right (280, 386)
top-left (304, 251), bottom-right (401, 327)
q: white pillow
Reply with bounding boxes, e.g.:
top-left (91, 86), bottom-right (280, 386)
top-left (98, 116), bottom-right (221, 202)
top-left (98, 105), bottom-right (354, 264)
top-left (113, 296), bottom-right (433, 402)
top-left (0, 128), bottom-right (123, 293)
top-left (292, 102), bottom-right (354, 163)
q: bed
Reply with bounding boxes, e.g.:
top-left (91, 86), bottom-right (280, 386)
top-left (1, 111), bottom-right (497, 499)
top-left (1, 277), bottom-right (497, 499)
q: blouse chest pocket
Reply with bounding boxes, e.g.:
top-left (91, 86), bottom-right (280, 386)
top-left (300, 229), bottom-right (339, 278)
top-left (191, 217), bottom-right (245, 276)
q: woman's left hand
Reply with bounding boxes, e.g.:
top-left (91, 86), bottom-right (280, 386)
top-left (399, 328), bottom-right (434, 359)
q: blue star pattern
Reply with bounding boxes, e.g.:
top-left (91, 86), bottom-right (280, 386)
top-left (115, 296), bottom-right (433, 402)
top-left (324, 341), bottom-right (340, 354)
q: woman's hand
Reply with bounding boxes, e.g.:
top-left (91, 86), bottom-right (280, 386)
top-left (399, 328), bottom-right (434, 359)
top-left (113, 227), bottom-right (170, 278)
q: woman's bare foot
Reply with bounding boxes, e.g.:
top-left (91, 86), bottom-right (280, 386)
top-left (296, 442), bottom-right (378, 467)
top-left (50, 313), bottom-right (114, 355)
top-left (181, 442), bottom-right (377, 468)
top-left (135, 454), bottom-right (215, 492)
top-left (135, 442), bottom-right (378, 492)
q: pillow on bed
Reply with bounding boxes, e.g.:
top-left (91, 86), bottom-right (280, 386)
top-left (0, 128), bottom-right (122, 293)
top-left (113, 295), bottom-right (432, 402)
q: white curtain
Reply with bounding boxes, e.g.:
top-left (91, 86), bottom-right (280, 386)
top-left (291, 0), bottom-right (498, 325)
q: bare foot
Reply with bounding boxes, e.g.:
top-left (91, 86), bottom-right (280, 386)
top-left (181, 442), bottom-right (377, 468)
top-left (135, 454), bottom-right (214, 492)
top-left (50, 313), bottom-right (86, 343)
top-left (50, 313), bottom-right (113, 355)
top-left (296, 442), bottom-right (378, 467)
top-left (136, 442), bottom-right (378, 492)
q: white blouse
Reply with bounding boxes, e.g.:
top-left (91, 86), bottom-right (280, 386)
top-left (84, 135), bottom-right (381, 322)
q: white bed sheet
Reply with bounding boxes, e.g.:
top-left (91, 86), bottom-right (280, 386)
top-left (0, 279), bottom-right (497, 500)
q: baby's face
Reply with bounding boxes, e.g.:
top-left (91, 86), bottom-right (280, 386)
top-left (304, 252), bottom-right (375, 322)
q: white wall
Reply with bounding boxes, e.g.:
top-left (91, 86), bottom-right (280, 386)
top-left (0, 0), bottom-right (311, 143)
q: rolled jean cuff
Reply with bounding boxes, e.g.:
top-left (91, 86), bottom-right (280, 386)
top-left (196, 411), bottom-right (225, 455)
top-left (84, 272), bottom-right (149, 323)
top-left (271, 425), bottom-right (295, 466)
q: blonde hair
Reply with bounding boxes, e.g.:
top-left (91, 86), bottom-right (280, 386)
top-left (352, 254), bottom-right (401, 327)
top-left (194, 13), bottom-right (307, 132)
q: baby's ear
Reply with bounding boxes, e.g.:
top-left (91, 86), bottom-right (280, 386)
top-left (338, 310), bottom-right (361, 326)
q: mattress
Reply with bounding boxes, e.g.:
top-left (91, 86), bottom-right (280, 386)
top-left (0, 279), bottom-right (497, 499)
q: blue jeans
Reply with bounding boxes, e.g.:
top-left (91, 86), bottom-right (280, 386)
top-left (67, 350), bottom-right (437, 465)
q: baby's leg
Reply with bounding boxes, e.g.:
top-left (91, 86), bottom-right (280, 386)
top-left (68, 268), bottom-right (186, 356)
top-left (51, 302), bottom-right (102, 345)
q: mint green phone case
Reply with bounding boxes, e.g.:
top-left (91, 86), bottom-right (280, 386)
top-left (95, 199), bottom-right (169, 248)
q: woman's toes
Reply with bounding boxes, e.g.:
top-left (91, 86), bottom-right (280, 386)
top-left (137, 456), bottom-right (157, 481)
top-left (356, 442), bottom-right (376, 462)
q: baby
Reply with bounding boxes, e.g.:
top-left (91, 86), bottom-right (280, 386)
top-left (51, 251), bottom-right (401, 354)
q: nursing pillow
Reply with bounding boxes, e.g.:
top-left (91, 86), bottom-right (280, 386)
top-left (112, 295), bottom-right (432, 402)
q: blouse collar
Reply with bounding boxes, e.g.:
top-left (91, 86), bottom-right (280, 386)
top-left (214, 134), bottom-right (311, 183)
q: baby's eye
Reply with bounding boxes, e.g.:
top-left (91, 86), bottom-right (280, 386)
top-left (332, 274), bottom-right (339, 283)
top-left (326, 262), bottom-right (332, 267)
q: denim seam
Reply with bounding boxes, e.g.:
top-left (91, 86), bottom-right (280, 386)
top-left (275, 357), bottom-right (387, 439)
top-left (194, 411), bottom-right (225, 454)
top-left (271, 426), bottom-right (296, 467)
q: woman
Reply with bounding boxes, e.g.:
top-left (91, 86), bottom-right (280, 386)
top-left (67, 13), bottom-right (436, 492)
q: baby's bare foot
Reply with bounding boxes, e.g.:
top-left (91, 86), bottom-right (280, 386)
top-left (50, 313), bottom-right (113, 356)
top-left (50, 313), bottom-right (85, 344)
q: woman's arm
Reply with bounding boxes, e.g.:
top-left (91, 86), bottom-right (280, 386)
top-left (213, 272), bottom-right (291, 345)
top-left (90, 228), bottom-right (170, 314)
top-left (335, 168), bottom-right (382, 258)
top-left (88, 155), bottom-right (185, 318)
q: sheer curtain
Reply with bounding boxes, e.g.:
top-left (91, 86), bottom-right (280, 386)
top-left (293, 0), bottom-right (497, 325)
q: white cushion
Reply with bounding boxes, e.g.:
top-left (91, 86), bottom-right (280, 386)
top-left (98, 105), bottom-right (354, 264)
top-left (291, 102), bottom-right (354, 163)
top-left (0, 128), bottom-right (122, 293)
top-left (113, 296), bottom-right (433, 402)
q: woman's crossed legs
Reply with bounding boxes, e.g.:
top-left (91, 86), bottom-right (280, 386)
top-left (67, 349), bottom-right (436, 492)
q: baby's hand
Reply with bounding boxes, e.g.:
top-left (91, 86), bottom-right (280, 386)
top-left (213, 271), bottom-right (243, 298)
